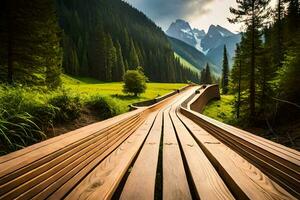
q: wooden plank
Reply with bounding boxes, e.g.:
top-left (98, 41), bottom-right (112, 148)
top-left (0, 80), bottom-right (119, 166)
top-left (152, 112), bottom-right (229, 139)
top-left (181, 109), bottom-right (300, 197)
top-left (178, 112), bottom-right (297, 200)
top-left (162, 107), bottom-right (192, 200)
top-left (0, 111), bottom-right (143, 180)
top-left (0, 108), bottom-right (145, 165)
top-left (0, 115), bottom-right (145, 200)
top-left (46, 119), bottom-right (145, 200)
top-left (65, 112), bottom-right (158, 200)
top-left (0, 114), bottom-right (141, 196)
top-left (197, 113), bottom-right (300, 164)
top-left (169, 106), bottom-right (234, 200)
top-left (119, 112), bottom-right (164, 200)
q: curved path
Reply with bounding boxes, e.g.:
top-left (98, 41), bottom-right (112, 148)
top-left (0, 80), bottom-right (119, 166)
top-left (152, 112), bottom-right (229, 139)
top-left (0, 85), bottom-right (299, 200)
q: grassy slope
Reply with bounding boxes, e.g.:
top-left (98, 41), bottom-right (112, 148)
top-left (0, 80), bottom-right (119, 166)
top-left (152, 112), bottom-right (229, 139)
top-left (174, 53), bottom-right (200, 73)
top-left (202, 95), bottom-right (235, 124)
top-left (62, 74), bottom-right (187, 109)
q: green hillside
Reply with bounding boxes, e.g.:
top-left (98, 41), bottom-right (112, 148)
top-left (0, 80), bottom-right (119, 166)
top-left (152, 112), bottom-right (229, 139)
top-left (168, 36), bottom-right (220, 74)
top-left (174, 53), bottom-right (199, 73)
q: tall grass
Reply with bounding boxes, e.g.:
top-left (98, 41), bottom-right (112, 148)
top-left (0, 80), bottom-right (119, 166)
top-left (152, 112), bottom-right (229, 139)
top-left (0, 85), bottom-right (126, 155)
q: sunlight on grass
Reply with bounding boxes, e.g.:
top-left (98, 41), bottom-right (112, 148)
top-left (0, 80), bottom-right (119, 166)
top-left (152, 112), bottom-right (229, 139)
top-left (62, 74), bottom-right (187, 110)
top-left (202, 95), bottom-right (235, 124)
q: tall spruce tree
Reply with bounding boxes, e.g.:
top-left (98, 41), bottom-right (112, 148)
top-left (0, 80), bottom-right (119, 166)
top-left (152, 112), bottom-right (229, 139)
top-left (105, 34), bottom-right (116, 82)
top-left (1, 0), bottom-right (62, 87)
top-left (273, 0), bottom-right (285, 68)
top-left (222, 45), bottom-right (229, 94)
top-left (115, 41), bottom-right (125, 81)
top-left (205, 63), bottom-right (213, 84)
top-left (200, 69), bottom-right (206, 84)
top-left (129, 39), bottom-right (140, 69)
top-left (229, 0), bottom-right (271, 119)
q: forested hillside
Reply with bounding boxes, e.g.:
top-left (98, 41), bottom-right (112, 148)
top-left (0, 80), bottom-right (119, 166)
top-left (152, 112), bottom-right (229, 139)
top-left (0, 0), bottom-right (200, 86)
top-left (57, 0), bottom-right (199, 83)
top-left (168, 36), bottom-right (220, 74)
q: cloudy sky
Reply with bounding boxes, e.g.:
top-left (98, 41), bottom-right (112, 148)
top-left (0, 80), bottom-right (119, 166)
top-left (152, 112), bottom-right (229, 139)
top-left (124, 0), bottom-right (276, 33)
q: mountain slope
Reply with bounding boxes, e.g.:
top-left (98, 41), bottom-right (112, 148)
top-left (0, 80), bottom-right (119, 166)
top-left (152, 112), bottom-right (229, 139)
top-left (168, 36), bottom-right (220, 74)
top-left (57, 0), bottom-right (199, 83)
top-left (174, 53), bottom-right (199, 73)
top-left (166, 20), bottom-right (241, 71)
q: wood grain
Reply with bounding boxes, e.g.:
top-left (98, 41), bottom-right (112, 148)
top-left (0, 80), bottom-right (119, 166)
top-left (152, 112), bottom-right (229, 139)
top-left (119, 111), bottom-right (163, 200)
top-left (169, 105), bottom-right (234, 200)
top-left (65, 112), bottom-right (158, 200)
top-left (162, 107), bottom-right (192, 200)
top-left (178, 112), bottom-right (296, 200)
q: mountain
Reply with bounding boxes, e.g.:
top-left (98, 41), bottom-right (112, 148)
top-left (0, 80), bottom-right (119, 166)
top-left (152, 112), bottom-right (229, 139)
top-left (166, 20), bottom-right (241, 71)
top-left (56, 0), bottom-right (199, 83)
top-left (168, 36), bottom-right (220, 74)
top-left (166, 19), bottom-right (207, 52)
top-left (166, 19), bottom-right (198, 47)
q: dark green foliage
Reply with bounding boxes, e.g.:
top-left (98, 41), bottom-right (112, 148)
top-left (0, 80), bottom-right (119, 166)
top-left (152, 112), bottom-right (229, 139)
top-left (123, 70), bottom-right (147, 96)
top-left (49, 91), bottom-right (82, 122)
top-left (205, 63), bottom-right (213, 84)
top-left (222, 45), bottom-right (229, 94)
top-left (0, 0), bottom-right (62, 88)
top-left (229, 0), bottom-right (300, 126)
top-left (200, 63), bottom-right (213, 84)
top-left (87, 96), bottom-right (121, 119)
top-left (114, 41), bottom-right (125, 81)
top-left (229, 0), bottom-right (271, 119)
top-left (278, 32), bottom-right (300, 107)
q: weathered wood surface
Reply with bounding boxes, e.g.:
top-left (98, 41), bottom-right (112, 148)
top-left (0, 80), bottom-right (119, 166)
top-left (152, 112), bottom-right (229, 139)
top-left (0, 85), bottom-right (298, 200)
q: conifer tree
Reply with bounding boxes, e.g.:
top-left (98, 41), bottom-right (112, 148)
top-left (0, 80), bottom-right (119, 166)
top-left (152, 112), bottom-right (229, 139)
top-left (205, 63), bottom-right (213, 84)
top-left (115, 41), bottom-right (125, 81)
top-left (200, 69), bottom-right (206, 84)
top-left (105, 34), bottom-right (116, 82)
top-left (129, 39), bottom-right (140, 69)
top-left (222, 45), bottom-right (229, 94)
top-left (273, 0), bottom-right (285, 68)
top-left (229, 0), bottom-right (271, 119)
top-left (2, 0), bottom-right (62, 87)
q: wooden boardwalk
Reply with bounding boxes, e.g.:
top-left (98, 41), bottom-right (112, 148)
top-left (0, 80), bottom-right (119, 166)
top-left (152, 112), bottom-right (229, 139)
top-left (0, 85), bottom-right (299, 200)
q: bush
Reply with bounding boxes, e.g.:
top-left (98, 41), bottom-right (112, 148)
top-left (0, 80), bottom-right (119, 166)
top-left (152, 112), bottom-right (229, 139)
top-left (123, 70), bottom-right (147, 96)
top-left (86, 95), bottom-right (122, 119)
top-left (48, 90), bottom-right (82, 122)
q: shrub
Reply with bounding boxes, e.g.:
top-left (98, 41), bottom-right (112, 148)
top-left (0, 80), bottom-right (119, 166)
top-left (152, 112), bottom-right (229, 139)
top-left (86, 95), bottom-right (122, 119)
top-left (48, 90), bottom-right (82, 122)
top-left (123, 70), bottom-right (147, 96)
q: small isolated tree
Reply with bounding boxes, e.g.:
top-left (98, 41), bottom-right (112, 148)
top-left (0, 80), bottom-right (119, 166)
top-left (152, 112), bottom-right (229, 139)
top-left (123, 69), bottom-right (147, 96)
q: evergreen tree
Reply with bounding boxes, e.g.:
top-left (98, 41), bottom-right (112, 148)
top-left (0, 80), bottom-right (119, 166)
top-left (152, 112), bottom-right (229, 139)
top-left (105, 34), bottom-right (116, 82)
top-left (200, 69), bottom-right (206, 84)
top-left (129, 39), bottom-right (140, 69)
top-left (222, 45), bottom-right (229, 94)
top-left (273, 0), bottom-right (285, 68)
top-left (115, 41), bottom-right (125, 81)
top-left (229, 0), bottom-right (271, 119)
top-left (1, 0), bottom-right (62, 87)
top-left (205, 63), bottom-right (213, 84)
